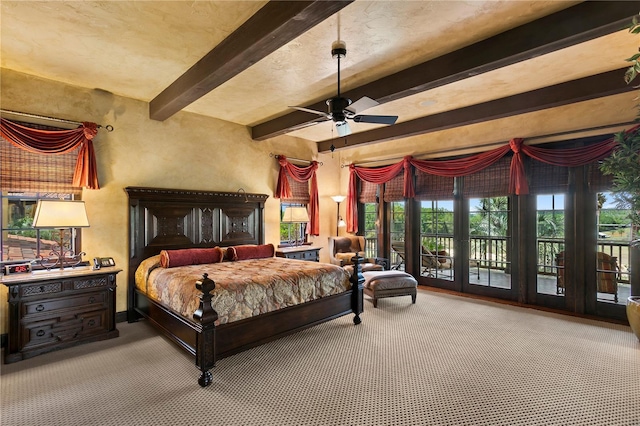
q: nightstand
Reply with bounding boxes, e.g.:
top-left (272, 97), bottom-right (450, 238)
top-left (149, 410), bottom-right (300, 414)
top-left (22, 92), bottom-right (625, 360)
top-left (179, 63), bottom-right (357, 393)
top-left (2, 267), bottom-right (120, 363)
top-left (276, 246), bottom-right (321, 262)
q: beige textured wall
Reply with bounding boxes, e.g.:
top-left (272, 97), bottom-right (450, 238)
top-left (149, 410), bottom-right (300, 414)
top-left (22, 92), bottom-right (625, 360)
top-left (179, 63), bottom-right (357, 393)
top-left (0, 68), bottom-right (344, 333)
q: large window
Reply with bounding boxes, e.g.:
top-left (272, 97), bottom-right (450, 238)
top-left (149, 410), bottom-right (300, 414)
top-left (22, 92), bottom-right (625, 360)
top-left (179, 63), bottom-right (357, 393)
top-left (468, 197), bottom-right (511, 288)
top-left (597, 191), bottom-right (632, 305)
top-left (420, 200), bottom-right (454, 280)
top-left (536, 194), bottom-right (566, 296)
top-left (1, 192), bottom-right (78, 263)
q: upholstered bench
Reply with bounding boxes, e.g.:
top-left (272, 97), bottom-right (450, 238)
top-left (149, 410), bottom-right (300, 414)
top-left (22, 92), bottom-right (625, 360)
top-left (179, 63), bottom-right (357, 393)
top-left (362, 270), bottom-right (417, 308)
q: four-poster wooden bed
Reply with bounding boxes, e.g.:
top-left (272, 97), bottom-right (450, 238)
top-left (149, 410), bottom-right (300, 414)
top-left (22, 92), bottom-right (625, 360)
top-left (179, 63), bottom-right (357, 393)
top-left (126, 187), bottom-right (364, 386)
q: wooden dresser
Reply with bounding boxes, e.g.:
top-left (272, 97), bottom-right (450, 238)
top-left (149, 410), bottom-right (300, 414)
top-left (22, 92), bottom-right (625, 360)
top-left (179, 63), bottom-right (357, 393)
top-left (2, 267), bottom-right (120, 363)
top-left (276, 246), bottom-right (321, 262)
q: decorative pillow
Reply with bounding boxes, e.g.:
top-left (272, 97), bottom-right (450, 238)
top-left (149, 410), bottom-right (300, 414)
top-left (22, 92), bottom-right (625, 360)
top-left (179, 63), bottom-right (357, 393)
top-left (160, 247), bottom-right (224, 268)
top-left (227, 244), bottom-right (275, 261)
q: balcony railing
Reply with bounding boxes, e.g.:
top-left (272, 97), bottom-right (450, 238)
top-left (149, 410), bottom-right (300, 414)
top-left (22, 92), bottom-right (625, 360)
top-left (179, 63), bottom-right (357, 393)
top-left (365, 235), bottom-right (630, 284)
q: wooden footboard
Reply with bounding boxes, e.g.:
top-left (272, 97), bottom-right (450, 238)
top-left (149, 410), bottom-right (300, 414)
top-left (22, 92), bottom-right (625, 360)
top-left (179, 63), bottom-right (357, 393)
top-left (193, 256), bottom-right (363, 387)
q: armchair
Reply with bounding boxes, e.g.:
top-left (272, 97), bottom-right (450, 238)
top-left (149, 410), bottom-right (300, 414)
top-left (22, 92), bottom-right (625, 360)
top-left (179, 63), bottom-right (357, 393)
top-left (328, 236), bottom-right (383, 273)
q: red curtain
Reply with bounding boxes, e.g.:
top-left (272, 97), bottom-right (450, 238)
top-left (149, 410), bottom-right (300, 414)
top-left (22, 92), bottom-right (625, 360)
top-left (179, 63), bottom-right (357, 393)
top-left (344, 126), bottom-right (639, 231)
top-left (275, 155), bottom-right (320, 236)
top-left (0, 118), bottom-right (100, 189)
top-left (346, 156), bottom-right (412, 233)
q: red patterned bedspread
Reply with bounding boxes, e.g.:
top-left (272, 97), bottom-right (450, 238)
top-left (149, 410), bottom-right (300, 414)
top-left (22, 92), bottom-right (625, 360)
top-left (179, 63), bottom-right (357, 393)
top-left (135, 256), bottom-right (351, 325)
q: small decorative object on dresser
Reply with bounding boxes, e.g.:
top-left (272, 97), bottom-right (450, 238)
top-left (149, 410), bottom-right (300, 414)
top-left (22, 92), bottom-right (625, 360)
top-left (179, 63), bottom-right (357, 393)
top-left (275, 246), bottom-right (321, 262)
top-left (2, 267), bottom-right (120, 363)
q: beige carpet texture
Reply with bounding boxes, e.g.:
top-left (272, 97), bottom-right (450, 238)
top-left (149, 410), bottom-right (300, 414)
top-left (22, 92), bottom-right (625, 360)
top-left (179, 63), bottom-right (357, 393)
top-left (2, 290), bottom-right (639, 426)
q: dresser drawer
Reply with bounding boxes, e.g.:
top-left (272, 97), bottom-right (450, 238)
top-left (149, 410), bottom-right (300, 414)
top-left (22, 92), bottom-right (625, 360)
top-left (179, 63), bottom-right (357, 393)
top-left (301, 250), bottom-right (319, 261)
top-left (22, 307), bottom-right (108, 350)
top-left (23, 291), bottom-right (106, 317)
top-left (20, 281), bottom-right (64, 297)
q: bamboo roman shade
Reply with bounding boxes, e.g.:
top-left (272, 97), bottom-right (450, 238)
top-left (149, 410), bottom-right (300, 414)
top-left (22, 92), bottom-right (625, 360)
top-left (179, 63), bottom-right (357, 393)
top-left (383, 173), bottom-right (405, 202)
top-left (1, 122), bottom-right (81, 194)
top-left (414, 170), bottom-right (455, 200)
top-left (358, 180), bottom-right (378, 204)
top-left (528, 160), bottom-right (570, 194)
top-left (282, 174), bottom-right (310, 204)
top-left (462, 155), bottom-right (511, 197)
top-left (587, 161), bottom-right (613, 192)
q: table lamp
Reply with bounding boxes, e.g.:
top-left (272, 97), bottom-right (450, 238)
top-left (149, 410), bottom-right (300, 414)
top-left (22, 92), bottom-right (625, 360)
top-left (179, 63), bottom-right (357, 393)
top-left (32, 200), bottom-right (90, 270)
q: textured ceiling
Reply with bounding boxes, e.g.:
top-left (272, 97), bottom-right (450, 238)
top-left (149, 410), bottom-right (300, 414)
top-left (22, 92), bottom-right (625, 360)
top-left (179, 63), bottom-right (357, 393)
top-left (1, 1), bottom-right (638, 154)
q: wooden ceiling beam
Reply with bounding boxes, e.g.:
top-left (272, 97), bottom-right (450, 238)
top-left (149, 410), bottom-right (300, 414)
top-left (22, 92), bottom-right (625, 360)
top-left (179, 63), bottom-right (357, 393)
top-left (317, 69), bottom-right (634, 153)
top-left (252, 1), bottom-right (638, 141)
top-left (149, 0), bottom-right (353, 121)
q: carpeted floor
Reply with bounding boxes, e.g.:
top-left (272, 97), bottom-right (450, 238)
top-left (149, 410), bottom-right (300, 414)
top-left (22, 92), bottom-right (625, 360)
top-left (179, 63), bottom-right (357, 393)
top-left (1, 289), bottom-right (639, 426)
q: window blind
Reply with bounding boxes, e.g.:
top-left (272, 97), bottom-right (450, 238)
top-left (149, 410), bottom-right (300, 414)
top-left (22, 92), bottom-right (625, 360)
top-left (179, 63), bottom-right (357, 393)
top-left (1, 122), bottom-right (81, 194)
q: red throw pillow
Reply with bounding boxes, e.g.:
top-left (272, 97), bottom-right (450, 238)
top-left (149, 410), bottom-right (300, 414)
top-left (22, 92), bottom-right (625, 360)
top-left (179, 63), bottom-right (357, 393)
top-left (227, 244), bottom-right (275, 261)
top-left (159, 247), bottom-right (224, 268)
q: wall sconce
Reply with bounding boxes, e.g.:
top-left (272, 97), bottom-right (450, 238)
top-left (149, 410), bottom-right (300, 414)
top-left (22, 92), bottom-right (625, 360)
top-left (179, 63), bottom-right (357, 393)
top-left (331, 195), bottom-right (347, 236)
top-left (282, 206), bottom-right (309, 246)
top-left (32, 200), bottom-right (90, 270)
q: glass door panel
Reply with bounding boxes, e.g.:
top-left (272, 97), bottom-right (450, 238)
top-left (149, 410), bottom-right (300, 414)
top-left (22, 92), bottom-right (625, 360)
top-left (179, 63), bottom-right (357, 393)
top-left (596, 192), bottom-right (632, 306)
top-left (468, 197), bottom-right (511, 289)
top-left (420, 200), bottom-right (454, 280)
top-left (362, 202), bottom-right (378, 259)
top-left (536, 194), bottom-right (565, 297)
top-left (389, 201), bottom-right (405, 271)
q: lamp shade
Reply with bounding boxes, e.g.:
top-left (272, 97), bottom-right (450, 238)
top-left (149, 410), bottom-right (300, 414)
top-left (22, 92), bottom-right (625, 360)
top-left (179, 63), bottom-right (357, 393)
top-left (282, 206), bottom-right (309, 223)
top-left (32, 200), bottom-right (90, 228)
top-left (331, 195), bottom-right (346, 203)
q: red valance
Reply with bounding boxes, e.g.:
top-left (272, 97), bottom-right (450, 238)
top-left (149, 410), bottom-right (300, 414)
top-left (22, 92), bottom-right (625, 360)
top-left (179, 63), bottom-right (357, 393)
top-left (0, 118), bottom-right (100, 189)
top-left (275, 155), bottom-right (320, 236)
top-left (345, 126), bottom-right (639, 232)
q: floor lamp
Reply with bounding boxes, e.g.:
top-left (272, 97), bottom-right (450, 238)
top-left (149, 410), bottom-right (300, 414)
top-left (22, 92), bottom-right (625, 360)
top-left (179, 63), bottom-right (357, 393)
top-left (331, 195), bottom-right (347, 236)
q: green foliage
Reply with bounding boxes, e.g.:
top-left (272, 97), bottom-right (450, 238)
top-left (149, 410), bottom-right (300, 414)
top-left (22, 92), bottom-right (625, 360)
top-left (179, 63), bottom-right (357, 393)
top-left (599, 15), bottom-right (640, 245)
top-left (625, 15), bottom-right (640, 85)
top-left (600, 129), bottom-right (640, 232)
top-left (537, 211), bottom-right (565, 238)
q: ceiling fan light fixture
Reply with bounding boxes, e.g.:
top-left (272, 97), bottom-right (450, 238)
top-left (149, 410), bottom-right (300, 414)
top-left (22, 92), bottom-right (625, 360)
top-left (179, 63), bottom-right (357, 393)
top-left (331, 40), bottom-right (346, 59)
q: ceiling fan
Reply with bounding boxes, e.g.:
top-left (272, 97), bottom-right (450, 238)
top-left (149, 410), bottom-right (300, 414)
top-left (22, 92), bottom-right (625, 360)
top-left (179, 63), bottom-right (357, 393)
top-left (290, 40), bottom-right (398, 138)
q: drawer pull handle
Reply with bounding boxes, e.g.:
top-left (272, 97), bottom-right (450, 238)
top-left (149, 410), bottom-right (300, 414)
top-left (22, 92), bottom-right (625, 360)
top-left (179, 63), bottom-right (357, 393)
top-left (35, 304), bottom-right (45, 312)
top-left (36, 330), bottom-right (45, 337)
top-left (88, 296), bottom-right (96, 304)
top-left (88, 319), bottom-right (96, 327)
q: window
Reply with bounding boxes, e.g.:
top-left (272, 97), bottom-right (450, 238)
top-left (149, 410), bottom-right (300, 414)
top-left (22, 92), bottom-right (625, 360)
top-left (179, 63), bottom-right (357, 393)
top-left (420, 199), bottom-right (454, 280)
top-left (536, 193), bottom-right (566, 296)
top-left (1, 192), bottom-right (79, 264)
top-left (279, 202), bottom-right (307, 246)
top-left (362, 202), bottom-right (378, 259)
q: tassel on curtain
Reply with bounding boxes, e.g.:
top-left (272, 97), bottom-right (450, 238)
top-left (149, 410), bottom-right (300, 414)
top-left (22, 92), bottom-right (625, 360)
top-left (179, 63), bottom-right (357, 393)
top-left (0, 118), bottom-right (100, 189)
top-left (275, 155), bottom-right (320, 236)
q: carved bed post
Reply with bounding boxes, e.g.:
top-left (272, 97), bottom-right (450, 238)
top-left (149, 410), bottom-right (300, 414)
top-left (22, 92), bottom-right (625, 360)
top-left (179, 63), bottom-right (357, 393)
top-left (193, 273), bottom-right (218, 387)
top-left (350, 255), bottom-right (364, 325)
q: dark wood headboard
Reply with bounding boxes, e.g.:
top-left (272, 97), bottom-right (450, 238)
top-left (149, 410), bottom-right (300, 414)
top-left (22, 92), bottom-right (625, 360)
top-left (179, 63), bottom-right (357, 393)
top-left (125, 187), bottom-right (268, 295)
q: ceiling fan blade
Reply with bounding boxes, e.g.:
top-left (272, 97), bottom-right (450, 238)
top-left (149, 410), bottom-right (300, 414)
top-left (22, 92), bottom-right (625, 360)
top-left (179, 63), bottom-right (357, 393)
top-left (290, 106), bottom-right (330, 118)
top-left (345, 96), bottom-right (379, 114)
top-left (336, 121), bottom-right (351, 137)
top-left (353, 115), bottom-right (398, 125)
